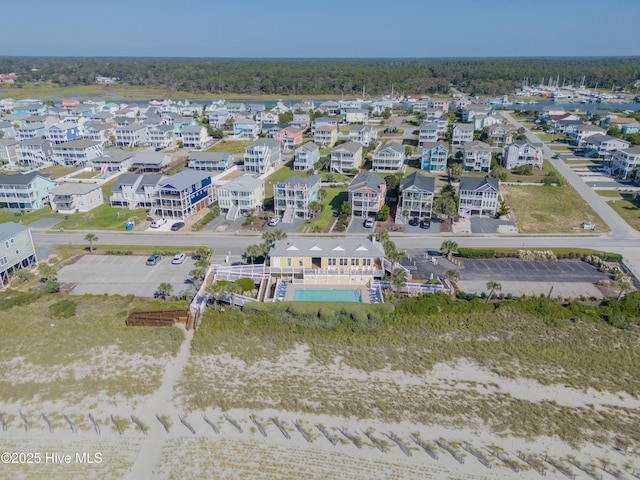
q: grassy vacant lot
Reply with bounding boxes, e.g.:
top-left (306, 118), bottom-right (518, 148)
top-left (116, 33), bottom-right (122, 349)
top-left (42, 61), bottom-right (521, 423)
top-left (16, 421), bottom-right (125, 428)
top-left (264, 160), bottom-right (302, 198)
top-left (0, 292), bottom-right (185, 404)
top-left (597, 191), bottom-right (640, 231)
top-left (179, 295), bottom-right (640, 447)
top-left (40, 165), bottom-right (80, 179)
top-left (300, 187), bottom-right (347, 232)
top-left (502, 159), bottom-right (558, 184)
top-left (502, 184), bottom-right (608, 233)
top-left (207, 140), bottom-right (253, 154)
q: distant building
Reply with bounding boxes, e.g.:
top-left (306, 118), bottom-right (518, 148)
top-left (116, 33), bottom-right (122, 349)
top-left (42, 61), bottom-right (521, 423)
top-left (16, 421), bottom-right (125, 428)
top-left (371, 142), bottom-right (405, 173)
top-left (463, 140), bottom-right (492, 172)
top-left (244, 139), bottom-right (282, 174)
top-left (503, 141), bottom-right (544, 170)
top-left (293, 142), bottom-right (320, 171)
top-left (330, 142), bottom-right (363, 173)
top-left (0, 172), bottom-right (56, 211)
top-left (420, 141), bottom-right (449, 171)
top-left (0, 222), bottom-right (37, 288)
top-left (188, 151), bottom-right (234, 171)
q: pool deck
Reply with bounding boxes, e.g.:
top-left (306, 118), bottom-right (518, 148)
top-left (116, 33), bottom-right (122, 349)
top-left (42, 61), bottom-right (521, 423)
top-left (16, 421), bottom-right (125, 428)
top-left (281, 284), bottom-right (371, 303)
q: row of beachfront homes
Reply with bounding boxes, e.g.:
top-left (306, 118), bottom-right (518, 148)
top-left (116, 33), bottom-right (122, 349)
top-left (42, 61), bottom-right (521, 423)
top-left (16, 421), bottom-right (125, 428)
top-left (0, 161), bottom-right (502, 221)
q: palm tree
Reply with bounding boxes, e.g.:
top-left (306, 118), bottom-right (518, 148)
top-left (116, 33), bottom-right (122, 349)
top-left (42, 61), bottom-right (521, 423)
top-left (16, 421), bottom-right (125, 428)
top-left (308, 201), bottom-right (322, 219)
top-left (156, 282), bottom-right (173, 300)
top-left (244, 245), bottom-right (261, 264)
top-left (84, 233), bottom-right (98, 253)
top-left (387, 248), bottom-right (402, 265)
top-left (209, 280), bottom-right (239, 307)
top-left (485, 280), bottom-right (502, 303)
top-left (195, 246), bottom-right (212, 261)
top-left (615, 275), bottom-right (633, 300)
top-left (443, 269), bottom-right (460, 282)
top-left (390, 267), bottom-right (408, 296)
top-left (317, 188), bottom-right (327, 201)
top-left (440, 240), bottom-right (458, 261)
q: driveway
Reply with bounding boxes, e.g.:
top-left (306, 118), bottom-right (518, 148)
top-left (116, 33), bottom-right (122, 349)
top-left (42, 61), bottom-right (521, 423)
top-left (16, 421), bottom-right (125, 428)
top-left (57, 254), bottom-right (197, 297)
top-left (348, 217), bottom-right (376, 234)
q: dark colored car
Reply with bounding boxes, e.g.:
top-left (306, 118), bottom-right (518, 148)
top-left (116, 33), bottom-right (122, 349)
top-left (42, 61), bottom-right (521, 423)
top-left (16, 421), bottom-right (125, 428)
top-left (408, 217), bottom-right (419, 227)
top-left (170, 222), bottom-right (185, 231)
top-left (146, 254), bottom-right (161, 266)
top-left (420, 219), bottom-right (430, 229)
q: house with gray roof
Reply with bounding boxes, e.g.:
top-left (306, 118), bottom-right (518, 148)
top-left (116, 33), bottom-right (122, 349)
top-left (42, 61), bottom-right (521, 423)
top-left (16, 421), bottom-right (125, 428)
top-left (110, 173), bottom-right (166, 209)
top-left (0, 222), bottom-right (37, 288)
top-left (0, 172), bottom-right (56, 211)
top-left (330, 141), bottom-right (363, 173)
top-left (452, 123), bottom-right (474, 147)
top-left (611, 146), bottom-right (640, 179)
top-left (244, 139), bottom-right (282, 174)
top-left (293, 142), bottom-right (320, 171)
top-left (16, 122), bottom-right (45, 141)
top-left (91, 149), bottom-right (135, 172)
top-left (49, 182), bottom-right (104, 214)
top-left (274, 174), bottom-right (321, 221)
top-left (582, 134), bottom-right (630, 158)
top-left (147, 124), bottom-right (175, 149)
top-left (458, 176), bottom-right (500, 217)
top-left (463, 140), bottom-right (492, 172)
top-left (217, 174), bottom-right (265, 220)
top-left (503, 141), bottom-right (544, 169)
top-left (349, 124), bottom-right (376, 146)
top-left (115, 124), bottom-right (148, 147)
top-left (397, 172), bottom-right (435, 223)
top-left (16, 138), bottom-right (54, 167)
top-left (84, 123), bottom-right (115, 144)
top-left (152, 169), bottom-right (214, 220)
top-left (188, 151), bottom-right (234, 171)
top-left (180, 125), bottom-right (210, 149)
top-left (348, 171), bottom-right (387, 218)
top-left (130, 152), bottom-right (172, 172)
top-left (372, 142), bottom-right (405, 173)
top-left (52, 139), bottom-right (103, 166)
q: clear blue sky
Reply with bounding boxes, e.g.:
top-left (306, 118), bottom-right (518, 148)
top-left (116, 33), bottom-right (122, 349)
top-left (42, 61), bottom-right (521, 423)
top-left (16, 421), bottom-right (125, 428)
top-left (1, 0), bottom-right (638, 57)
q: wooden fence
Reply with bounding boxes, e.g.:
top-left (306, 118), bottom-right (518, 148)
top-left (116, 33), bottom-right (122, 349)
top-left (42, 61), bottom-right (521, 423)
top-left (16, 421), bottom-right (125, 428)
top-left (126, 309), bottom-right (189, 327)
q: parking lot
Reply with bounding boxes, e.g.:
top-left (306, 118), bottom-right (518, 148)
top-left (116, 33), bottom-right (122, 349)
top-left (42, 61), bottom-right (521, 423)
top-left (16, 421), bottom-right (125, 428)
top-left (57, 254), bottom-right (197, 298)
top-left (458, 258), bottom-right (608, 298)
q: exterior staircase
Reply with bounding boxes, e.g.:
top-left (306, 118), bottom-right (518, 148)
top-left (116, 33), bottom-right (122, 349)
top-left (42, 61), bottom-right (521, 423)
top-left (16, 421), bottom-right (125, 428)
top-left (226, 204), bottom-right (238, 221)
top-left (282, 206), bottom-right (296, 224)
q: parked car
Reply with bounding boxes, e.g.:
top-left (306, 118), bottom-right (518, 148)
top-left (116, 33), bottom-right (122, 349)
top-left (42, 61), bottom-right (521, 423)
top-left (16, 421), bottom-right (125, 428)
top-left (364, 218), bottom-right (375, 228)
top-left (150, 218), bottom-right (167, 228)
top-left (420, 219), bottom-right (430, 229)
top-left (146, 254), bottom-right (161, 265)
top-left (171, 253), bottom-right (186, 264)
top-left (170, 221), bottom-right (185, 231)
top-left (268, 217), bottom-right (281, 227)
top-left (408, 217), bottom-right (419, 227)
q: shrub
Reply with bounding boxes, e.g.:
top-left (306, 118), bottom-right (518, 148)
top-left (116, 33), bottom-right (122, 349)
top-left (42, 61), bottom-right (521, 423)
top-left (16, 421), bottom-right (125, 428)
top-left (42, 280), bottom-right (60, 293)
top-left (458, 248), bottom-right (496, 258)
top-left (235, 277), bottom-right (256, 293)
top-left (49, 299), bottom-right (77, 318)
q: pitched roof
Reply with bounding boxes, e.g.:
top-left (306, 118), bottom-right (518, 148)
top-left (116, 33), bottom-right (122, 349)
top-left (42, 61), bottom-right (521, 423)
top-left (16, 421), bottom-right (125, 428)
top-left (94, 149), bottom-right (134, 163)
top-left (249, 139), bottom-right (281, 149)
top-left (333, 141), bottom-right (362, 154)
top-left (459, 176), bottom-right (500, 192)
top-left (400, 171), bottom-right (435, 193)
top-left (159, 169), bottom-right (211, 191)
top-left (188, 151), bottom-right (233, 161)
top-left (269, 237), bottom-right (385, 259)
top-left (278, 174), bottom-right (321, 188)
top-left (464, 140), bottom-right (491, 149)
top-left (349, 171), bottom-right (385, 192)
top-left (50, 183), bottom-right (101, 195)
top-left (421, 141), bottom-right (450, 152)
top-left (297, 141), bottom-right (319, 152)
top-left (0, 221), bottom-right (29, 242)
top-left (453, 123), bottom-right (474, 131)
top-left (378, 142), bottom-right (404, 154)
top-left (0, 172), bottom-right (52, 186)
top-left (222, 174), bottom-right (263, 193)
top-left (181, 125), bottom-right (206, 133)
top-left (53, 139), bottom-right (100, 149)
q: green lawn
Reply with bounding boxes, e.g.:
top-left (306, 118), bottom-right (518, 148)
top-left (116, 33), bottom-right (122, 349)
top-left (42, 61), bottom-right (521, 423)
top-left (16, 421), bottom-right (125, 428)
top-left (536, 134), bottom-right (566, 142)
top-left (73, 170), bottom-right (100, 179)
top-left (300, 187), bottom-right (347, 233)
top-left (599, 192), bottom-right (640, 231)
top-left (502, 184), bottom-right (608, 233)
top-left (264, 160), bottom-right (303, 198)
top-left (0, 207), bottom-right (61, 226)
top-left (40, 166), bottom-right (80, 179)
top-left (55, 203), bottom-right (148, 230)
top-left (502, 159), bottom-right (558, 183)
top-left (207, 140), bottom-right (253, 154)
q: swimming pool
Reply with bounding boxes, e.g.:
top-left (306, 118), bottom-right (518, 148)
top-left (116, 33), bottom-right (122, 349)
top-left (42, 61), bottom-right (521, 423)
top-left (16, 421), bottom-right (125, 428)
top-left (294, 288), bottom-right (362, 302)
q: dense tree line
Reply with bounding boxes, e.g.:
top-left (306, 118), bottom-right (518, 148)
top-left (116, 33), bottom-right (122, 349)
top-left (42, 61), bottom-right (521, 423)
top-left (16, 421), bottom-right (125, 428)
top-left (0, 57), bottom-right (638, 96)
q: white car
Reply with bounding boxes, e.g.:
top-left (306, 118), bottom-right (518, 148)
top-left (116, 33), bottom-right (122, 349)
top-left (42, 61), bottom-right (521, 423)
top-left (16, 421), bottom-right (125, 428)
top-left (150, 218), bottom-right (167, 228)
top-left (268, 217), bottom-right (281, 227)
top-left (364, 218), bottom-right (375, 228)
top-left (171, 253), bottom-right (186, 264)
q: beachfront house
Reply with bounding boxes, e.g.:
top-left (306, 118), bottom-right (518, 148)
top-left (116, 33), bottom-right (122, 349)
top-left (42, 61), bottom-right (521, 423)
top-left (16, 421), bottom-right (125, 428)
top-left (274, 174), bottom-right (321, 221)
top-left (0, 222), bottom-right (37, 288)
top-left (348, 171), bottom-right (386, 218)
top-left (396, 171), bottom-right (435, 223)
top-left (151, 169), bottom-right (214, 220)
top-left (217, 174), bottom-right (265, 220)
top-left (611, 146), bottom-right (640, 179)
top-left (110, 173), bottom-right (165, 209)
top-left (188, 151), bottom-right (234, 171)
top-left (502, 141), bottom-right (544, 170)
top-left (16, 139), bottom-right (54, 167)
top-left (0, 172), bottom-right (56, 211)
top-left (48, 183), bottom-right (104, 214)
top-left (52, 139), bottom-right (103, 166)
top-left (452, 123), bottom-right (474, 147)
top-left (458, 176), bottom-right (500, 217)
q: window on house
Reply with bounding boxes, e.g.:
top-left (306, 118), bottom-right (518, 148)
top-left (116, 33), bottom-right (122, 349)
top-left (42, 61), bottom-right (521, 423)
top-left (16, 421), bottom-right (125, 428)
top-left (287, 257), bottom-right (292, 267)
top-left (328, 258), bottom-right (336, 266)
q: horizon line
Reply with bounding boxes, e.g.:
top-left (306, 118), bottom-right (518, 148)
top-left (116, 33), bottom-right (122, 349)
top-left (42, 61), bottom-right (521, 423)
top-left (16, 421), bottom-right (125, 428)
top-left (1, 55), bottom-right (639, 60)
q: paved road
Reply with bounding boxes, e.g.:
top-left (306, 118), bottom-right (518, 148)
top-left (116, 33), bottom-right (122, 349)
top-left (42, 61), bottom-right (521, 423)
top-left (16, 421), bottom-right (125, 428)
top-left (501, 111), bottom-right (638, 240)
